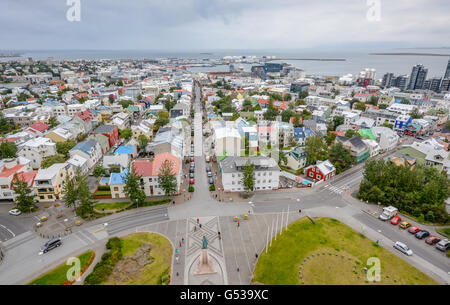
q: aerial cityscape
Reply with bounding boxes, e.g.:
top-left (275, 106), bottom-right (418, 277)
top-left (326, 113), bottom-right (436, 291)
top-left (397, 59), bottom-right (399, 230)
top-left (0, 0), bottom-right (449, 298)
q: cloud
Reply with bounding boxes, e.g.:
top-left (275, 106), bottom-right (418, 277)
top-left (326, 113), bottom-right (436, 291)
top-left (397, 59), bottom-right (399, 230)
top-left (0, 0), bottom-right (449, 50)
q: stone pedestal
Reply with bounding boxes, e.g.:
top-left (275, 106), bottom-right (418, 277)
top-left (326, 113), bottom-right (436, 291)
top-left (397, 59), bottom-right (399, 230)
top-left (194, 249), bottom-right (216, 275)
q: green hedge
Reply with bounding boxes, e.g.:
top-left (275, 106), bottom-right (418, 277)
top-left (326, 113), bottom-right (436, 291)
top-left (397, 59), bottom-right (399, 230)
top-left (94, 191), bottom-right (111, 196)
top-left (84, 237), bottom-right (123, 285)
top-left (97, 185), bottom-right (111, 191)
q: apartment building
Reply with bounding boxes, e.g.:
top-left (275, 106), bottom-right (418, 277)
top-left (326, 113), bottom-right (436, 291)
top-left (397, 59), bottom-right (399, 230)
top-left (18, 137), bottom-right (57, 169)
top-left (34, 163), bottom-right (74, 202)
top-left (220, 156), bottom-right (280, 192)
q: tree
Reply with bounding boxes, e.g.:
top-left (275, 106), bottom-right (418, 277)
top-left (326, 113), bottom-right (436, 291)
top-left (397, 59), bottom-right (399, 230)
top-left (56, 140), bottom-right (76, 157)
top-left (242, 99), bottom-right (253, 112)
top-left (241, 160), bottom-right (255, 193)
top-left (345, 129), bottom-right (359, 138)
top-left (124, 165), bottom-right (146, 208)
top-left (62, 173), bottom-right (78, 212)
top-left (354, 102), bottom-right (366, 111)
top-left (41, 154), bottom-right (66, 168)
top-left (410, 108), bottom-right (422, 119)
top-left (158, 159), bottom-right (177, 197)
top-left (368, 96), bottom-right (379, 106)
top-left (381, 122), bottom-right (393, 129)
top-left (305, 135), bottom-right (328, 164)
top-left (119, 99), bottom-right (133, 109)
top-left (48, 116), bottom-right (59, 128)
top-left (445, 120), bottom-right (450, 130)
top-left (137, 135), bottom-right (149, 151)
top-left (0, 142), bottom-right (17, 158)
top-left (76, 171), bottom-right (96, 218)
top-left (328, 143), bottom-right (354, 174)
top-left (0, 113), bottom-right (14, 134)
top-left (332, 116), bottom-right (345, 131)
top-left (119, 129), bottom-right (132, 141)
top-left (325, 131), bottom-right (337, 146)
top-left (12, 174), bottom-right (34, 212)
top-left (281, 109), bottom-right (294, 123)
top-left (93, 166), bottom-right (106, 178)
top-left (263, 100), bottom-right (278, 121)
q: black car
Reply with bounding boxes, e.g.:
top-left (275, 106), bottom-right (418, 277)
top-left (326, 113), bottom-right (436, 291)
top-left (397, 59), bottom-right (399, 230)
top-left (40, 238), bottom-right (62, 253)
top-left (189, 167), bottom-right (194, 174)
top-left (415, 230), bottom-right (430, 239)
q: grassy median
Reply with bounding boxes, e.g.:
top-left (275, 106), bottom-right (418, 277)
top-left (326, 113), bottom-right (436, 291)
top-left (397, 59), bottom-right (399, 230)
top-left (253, 217), bottom-right (438, 285)
top-left (28, 250), bottom-right (95, 285)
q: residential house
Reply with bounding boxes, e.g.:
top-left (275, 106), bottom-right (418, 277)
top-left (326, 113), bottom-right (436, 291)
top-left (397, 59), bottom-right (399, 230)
top-left (283, 147), bottom-right (307, 171)
top-left (304, 160), bottom-right (336, 182)
top-left (91, 125), bottom-right (119, 147)
top-left (69, 139), bottom-right (103, 169)
top-left (18, 137), bottom-right (57, 169)
top-left (336, 136), bottom-right (370, 164)
top-left (34, 162), bottom-right (74, 202)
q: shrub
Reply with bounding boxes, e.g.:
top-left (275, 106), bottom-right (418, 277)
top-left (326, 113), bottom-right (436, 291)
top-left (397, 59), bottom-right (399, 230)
top-left (188, 186), bottom-right (194, 192)
top-left (97, 185), bottom-right (111, 191)
top-left (209, 185), bottom-right (215, 191)
top-left (424, 211), bottom-right (435, 223)
top-left (85, 237), bottom-right (123, 285)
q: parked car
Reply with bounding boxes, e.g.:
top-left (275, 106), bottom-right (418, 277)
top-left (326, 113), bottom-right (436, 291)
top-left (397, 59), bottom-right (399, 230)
top-left (390, 216), bottom-right (402, 225)
top-left (207, 171), bottom-right (212, 177)
top-left (393, 241), bottom-right (413, 256)
top-left (189, 178), bottom-right (195, 185)
top-left (206, 165), bottom-right (211, 172)
top-left (208, 177), bottom-right (214, 185)
top-left (415, 230), bottom-right (430, 239)
top-left (399, 221), bottom-right (411, 229)
top-left (190, 157), bottom-right (194, 162)
top-left (425, 236), bottom-right (441, 245)
top-left (189, 173), bottom-right (194, 178)
top-left (436, 239), bottom-right (450, 251)
top-left (9, 209), bottom-right (21, 216)
top-left (379, 206), bottom-right (398, 221)
top-left (408, 226), bottom-right (421, 234)
top-left (190, 162), bottom-right (195, 168)
top-left (189, 167), bottom-right (194, 174)
top-left (40, 238), bottom-right (62, 253)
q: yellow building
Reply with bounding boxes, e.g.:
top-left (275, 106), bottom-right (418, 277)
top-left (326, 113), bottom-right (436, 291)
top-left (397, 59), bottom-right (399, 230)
top-left (34, 163), bottom-right (74, 202)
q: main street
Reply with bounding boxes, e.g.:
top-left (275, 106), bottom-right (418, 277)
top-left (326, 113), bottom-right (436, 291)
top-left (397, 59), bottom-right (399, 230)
top-left (0, 81), bottom-right (448, 285)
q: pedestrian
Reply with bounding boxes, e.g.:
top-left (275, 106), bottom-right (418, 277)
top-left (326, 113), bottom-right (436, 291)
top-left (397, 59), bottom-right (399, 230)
top-left (237, 267), bottom-right (239, 272)
top-left (194, 226), bottom-right (197, 231)
top-left (179, 241), bottom-right (182, 247)
top-left (299, 209), bottom-right (301, 213)
top-left (255, 253), bottom-right (258, 258)
top-left (199, 223), bottom-right (202, 229)
top-left (176, 272), bottom-right (179, 276)
top-left (182, 237), bottom-right (184, 243)
top-left (237, 221), bottom-right (240, 227)
top-left (197, 218), bottom-right (199, 224)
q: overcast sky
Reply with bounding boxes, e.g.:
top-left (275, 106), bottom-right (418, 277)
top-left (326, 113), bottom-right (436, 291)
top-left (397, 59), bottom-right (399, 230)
top-left (1, 0), bottom-right (449, 50)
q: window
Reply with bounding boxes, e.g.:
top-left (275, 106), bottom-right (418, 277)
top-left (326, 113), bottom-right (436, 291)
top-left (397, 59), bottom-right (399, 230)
top-left (114, 187), bottom-right (118, 191)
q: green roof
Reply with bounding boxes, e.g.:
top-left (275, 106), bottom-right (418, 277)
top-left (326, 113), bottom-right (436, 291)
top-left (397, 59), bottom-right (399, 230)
top-left (396, 147), bottom-right (426, 163)
top-left (359, 128), bottom-right (376, 140)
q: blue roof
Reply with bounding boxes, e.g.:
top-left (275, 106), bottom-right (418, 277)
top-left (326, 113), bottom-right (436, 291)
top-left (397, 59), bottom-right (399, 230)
top-left (294, 127), bottom-right (315, 139)
top-left (71, 139), bottom-right (98, 155)
top-left (115, 145), bottom-right (134, 155)
top-left (109, 168), bottom-right (128, 185)
top-left (208, 114), bottom-right (218, 118)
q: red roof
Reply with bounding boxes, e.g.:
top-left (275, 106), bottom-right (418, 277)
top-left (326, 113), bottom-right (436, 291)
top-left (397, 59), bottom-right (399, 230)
top-left (0, 137), bottom-right (19, 143)
top-left (0, 164), bottom-right (25, 178)
top-left (12, 170), bottom-right (38, 185)
top-left (29, 122), bottom-right (49, 133)
top-left (133, 153), bottom-right (181, 177)
top-left (73, 110), bottom-right (93, 123)
top-left (50, 80), bottom-right (65, 84)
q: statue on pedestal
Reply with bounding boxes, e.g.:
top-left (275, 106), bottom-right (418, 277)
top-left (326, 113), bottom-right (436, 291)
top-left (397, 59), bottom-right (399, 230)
top-left (194, 236), bottom-right (216, 275)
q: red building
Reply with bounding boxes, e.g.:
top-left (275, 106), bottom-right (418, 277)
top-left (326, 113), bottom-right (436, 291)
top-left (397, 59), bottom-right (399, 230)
top-left (91, 125), bottom-right (119, 147)
top-left (305, 160), bottom-right (336, 182)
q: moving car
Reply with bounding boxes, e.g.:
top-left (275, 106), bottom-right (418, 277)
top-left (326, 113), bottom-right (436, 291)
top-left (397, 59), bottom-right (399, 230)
top-left (9, 209), bottom-right (21, 216)
top-left (436, 239), bottom-right (450, 251)
top-left (425, 236), bottom-right (441, 245)
top-left (40, 238), bottom-right (62, 253)
top-left (390, 216), bottom-right (402, 225)
top-left (189, 178), bottom-right (195, 185)
top-left (393, 241), bottom-right (413, 256)
top-left (408, 226), bottom-right (421, 234)
top-left (399, 221), bottom-right (411, 229)
top-left (415, 230), bottom-right (430, 239)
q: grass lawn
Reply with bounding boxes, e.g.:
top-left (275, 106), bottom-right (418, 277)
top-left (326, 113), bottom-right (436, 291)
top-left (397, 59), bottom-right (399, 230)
top-left (94, 202), bottom-right (131, 211)
top-left (437, 227), bottom-right (450, 239)
top-left (103, 232), bottom-right (172, 285)
top-left (28, 250), bottom-right (94, 285)
top-left (253, 217), bottom-right (438, 285)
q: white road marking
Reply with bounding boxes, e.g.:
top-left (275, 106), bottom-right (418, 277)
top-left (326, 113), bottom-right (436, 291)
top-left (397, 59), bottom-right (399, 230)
top-left (0, 224), bottom-right (15, 237)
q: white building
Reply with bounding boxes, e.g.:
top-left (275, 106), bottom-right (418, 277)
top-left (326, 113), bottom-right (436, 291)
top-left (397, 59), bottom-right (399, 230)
top-left (219, 156), bottom-right (280, 192)
top-left (18, 137), bottom-right (57, 169)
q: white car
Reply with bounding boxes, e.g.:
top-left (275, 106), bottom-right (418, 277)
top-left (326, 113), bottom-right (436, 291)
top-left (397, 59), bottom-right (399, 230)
top-left (9, 209), bottom-right (21, 216)
top-left (393, 241), bottom-right (413, 256)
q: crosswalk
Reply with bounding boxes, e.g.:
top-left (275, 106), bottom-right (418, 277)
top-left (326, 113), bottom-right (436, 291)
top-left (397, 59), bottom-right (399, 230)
top-left (323, 184), bottom-right (345, 195)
